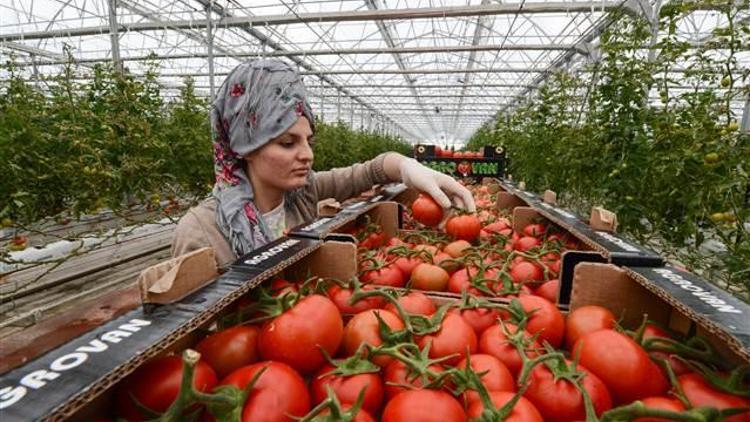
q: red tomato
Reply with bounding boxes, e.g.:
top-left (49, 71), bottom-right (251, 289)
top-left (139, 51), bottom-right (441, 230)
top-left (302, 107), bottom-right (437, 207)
top-left (510, 261), bottom-right (544, 284)
top-left (678, 373), bottom-right (750, 422)
top-left (411, 263), bottom-right (450, 291)
top-left (221, 361), bottom-right (310, 422)
top-left (523, 223), bottom-right (547, 238)
top-left (384, 291), bottom-right (436, 316)
top-left (634, 397), bottom-right (686, 422)
top-left (258, 295), bottom-right (343, 374)
top-left (466, 391), bottom-right (543, 422)
top-left (327, 284), bottom-right (385, 314)
top-left (383, 360), bottom-right (446, 400)
top-left (574, 329), bottom-right (653, 404)
top-left (517, 295), bottom-right (565, 348)
top-left (642, 323), bottom-right (672, 340)
top-left (269, 278), bottom-right (298, 297)
top-left (642, 359), bottom-right (669, 398)
top-left (515, 236), bottom-right (541, 252)
top-left (446, 215), bottom-right (482, 242)
top-left (539, 252), bottom-right (561, 276)
top-left (413, 243), bottom-right (439, 256)
top-left (457, 353), bottom-right (515, 404)
top-left (564, 305), bottom-right (616, 351)
top-left (412, 194), bottom-right (444, 227)
top-left (456, 306), bottom-right (500, 336)
top-left (479, 323), bottom-right (539, 377)
top-left (392, 255), bottom-right (422, 279)
top-left (196, 326), bottom-right (260, 378)
top-left (365, 266), bottom-right (406, 288)
top-left (116, 355), bottom-right (217, 421)
top-left (484, 219), bottom-right (512, 234)
top-left (522, 360), bottom-right (612, 421)
top-left (639, 324), bottom-right (691, 376)
top-left (342, 309), bottom-right (405, 366)
top-left (416, 312), bottom-right (478, 365)
top-left (533, 279), bottom-right (559, 303)
top-left (381, 390), bottom-right (466, 422)
top-left (448, 267), bottom-right (497, 295)
top-left (444, 240), bottom-right (472, 258)
top-left (359, 231), bottom-right (387, 249)
top-left (310, 365), bottom-right (384, 415)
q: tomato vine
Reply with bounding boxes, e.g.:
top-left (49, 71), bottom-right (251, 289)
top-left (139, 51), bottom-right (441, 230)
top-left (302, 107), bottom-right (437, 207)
top-left (467, 1), bottom-right (750, 301)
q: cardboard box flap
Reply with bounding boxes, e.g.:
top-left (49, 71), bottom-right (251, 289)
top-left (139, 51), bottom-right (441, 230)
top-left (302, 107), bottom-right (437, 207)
top-left (625, 266), bottom-right (750, 362)
top-left (317, 198), bottom-right (341, 217)
top-left (590, 206), bottom-right (618, 232)
top-left (496, 192), bottom-right (528, 210)
top-left (543, 190), bottom-right (557, 205)
top-left (285, 241), bottom-right (357, 282)
top-left (558, 251), bottom-right (608, 306)
top-left (138, 247), bottom-right (218, 304)
top-left (570, 263), bottom-right (671, 328)
top-left (511, 207), bottom-right (544, 233)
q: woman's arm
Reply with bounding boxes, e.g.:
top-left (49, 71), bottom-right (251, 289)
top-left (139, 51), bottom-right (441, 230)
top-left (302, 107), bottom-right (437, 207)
top-left (315, 151), bottom-right (475, 212)
top-left (314, 152), bottom-right (395, 202)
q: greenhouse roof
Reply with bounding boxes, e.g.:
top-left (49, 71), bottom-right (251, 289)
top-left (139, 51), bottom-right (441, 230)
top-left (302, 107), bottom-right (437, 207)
top-left (1, 0), bottom-right (747, 144)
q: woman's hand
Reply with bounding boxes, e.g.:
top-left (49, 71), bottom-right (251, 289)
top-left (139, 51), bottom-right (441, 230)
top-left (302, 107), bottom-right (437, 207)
top-left (396, 157), bottom-right (476, 212)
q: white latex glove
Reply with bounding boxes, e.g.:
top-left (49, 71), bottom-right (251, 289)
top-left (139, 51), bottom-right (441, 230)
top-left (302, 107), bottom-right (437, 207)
top-left (398, 158), bottom-right (476, 212)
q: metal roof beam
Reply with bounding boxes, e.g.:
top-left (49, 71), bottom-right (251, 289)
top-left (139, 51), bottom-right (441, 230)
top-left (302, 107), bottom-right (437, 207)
top-left (145, 68), bottom-right (552, 77)
top-left (0, 2), bottom-right (626, 42)
top-left (309, 93), bottom-right (517, 98)
top-left (14, 43), bottom-right (578, 66)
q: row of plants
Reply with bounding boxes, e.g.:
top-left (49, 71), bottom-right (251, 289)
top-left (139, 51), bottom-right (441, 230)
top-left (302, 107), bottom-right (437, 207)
top-left (466, 1), bottom-right (750, 301)
top-left (0, 55), bottom-right (411, 228)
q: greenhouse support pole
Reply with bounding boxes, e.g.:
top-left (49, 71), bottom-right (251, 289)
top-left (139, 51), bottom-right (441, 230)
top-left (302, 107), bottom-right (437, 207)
top-left (31, 53), bottom-right (40, 87)
top-left (337, 90), bottom-right (341, 122)
top-left (107, 0), bottom-right (122, 72)
top-left (319, 79), bottom-right (325, 122)
top-left (206, 1), bottom-right (215, 100)
top-left (349, 98), bottom-right (354, 128)
top-left (742, 98), bottom-right (750, 133)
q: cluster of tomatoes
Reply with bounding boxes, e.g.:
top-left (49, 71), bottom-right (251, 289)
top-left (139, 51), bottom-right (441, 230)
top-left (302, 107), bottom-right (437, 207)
top-left (434, 147), bottom-right (485, 159)
top-left (108, 185), bottom-right (749, 422)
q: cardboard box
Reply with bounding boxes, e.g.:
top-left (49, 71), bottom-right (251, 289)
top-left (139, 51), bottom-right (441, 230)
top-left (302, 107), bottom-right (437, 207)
top-left (569, 260), bottom-right (750, 365)
top-left (494, 180), bottom-right (663, 267)
top-left (0, 236), bottom-right (323, 421)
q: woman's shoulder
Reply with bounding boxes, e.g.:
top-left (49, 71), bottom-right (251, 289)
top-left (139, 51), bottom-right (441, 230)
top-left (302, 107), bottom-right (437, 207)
top-left (172, 197), bottom-right (235, 267)
top-left (173, 197), bottom-right (216, 236)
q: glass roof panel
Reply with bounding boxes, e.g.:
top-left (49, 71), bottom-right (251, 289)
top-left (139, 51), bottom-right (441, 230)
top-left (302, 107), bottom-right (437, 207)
top-left (1, 0), bottom-right (746, 144)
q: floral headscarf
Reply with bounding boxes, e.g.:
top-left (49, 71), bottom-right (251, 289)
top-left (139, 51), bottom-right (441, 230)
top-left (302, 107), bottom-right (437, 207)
top-left (212, 59), bottom-right (315, 257)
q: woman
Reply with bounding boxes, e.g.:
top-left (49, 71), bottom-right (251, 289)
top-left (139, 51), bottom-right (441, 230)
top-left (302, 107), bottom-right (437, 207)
top-left (171, 59), bottom-right (475, 268)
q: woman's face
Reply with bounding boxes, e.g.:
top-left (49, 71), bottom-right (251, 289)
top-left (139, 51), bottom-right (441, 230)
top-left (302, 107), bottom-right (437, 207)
top-left (245, 116), bottom-right (314, 192)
